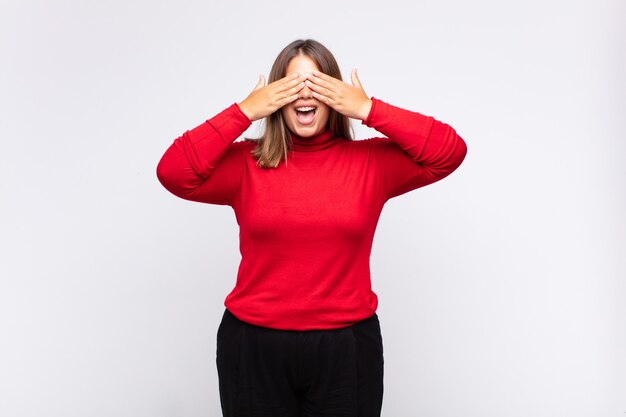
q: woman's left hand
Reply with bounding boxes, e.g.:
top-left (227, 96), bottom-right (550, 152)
top-left (304, 68), bottom-right (373, 121)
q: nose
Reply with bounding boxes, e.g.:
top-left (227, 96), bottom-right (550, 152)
top-left (299, 82), bottom-right (313, 99)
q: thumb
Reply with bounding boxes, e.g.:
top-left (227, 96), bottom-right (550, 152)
top-left (351, 68), bottom-right (362, 88)
top-left (254, 74), bottom-right (265, 90)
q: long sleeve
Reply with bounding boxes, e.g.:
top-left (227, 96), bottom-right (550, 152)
top-left (362, 96), bottom-right (467, 200)
top-left (156, 102), bottom-right (252, 206)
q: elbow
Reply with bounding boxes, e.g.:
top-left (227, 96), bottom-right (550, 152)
top-left (438, 123), bottom-right (468, 172)
top-left (155, 154), bottom-right (190, 199)
top-left (410, 122), bottom-right (468, 186)
top-left (427, 126), bottom-right (468, 180)
top-left (156, 156), bottom-right (176, 195)
top-left (155, 137), bottom-right (206, 201)
top-left (453, 132), bottom-right (468, 170)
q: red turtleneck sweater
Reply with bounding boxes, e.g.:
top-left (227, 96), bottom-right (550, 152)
top-left (157, 97), bottom-right (467, 330)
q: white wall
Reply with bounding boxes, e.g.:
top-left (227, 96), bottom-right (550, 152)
top-left (1, 0), bottom-right (624, 416)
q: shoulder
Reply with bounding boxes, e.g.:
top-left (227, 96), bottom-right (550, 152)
top-left (346, 136), bottom-right (395, 152)
top-left (233, 138), bottom-right (258, 146)
top-left (216, 138), bottom-right (258, 164)
top-left (331, 137), bottom-right (396, 163)
top-left (229, 138), bottom-right (258, 152)
top-left (237, 138), bottom-right (261, 162)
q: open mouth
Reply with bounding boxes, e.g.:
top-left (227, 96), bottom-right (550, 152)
top-left (295, 106), bottom-right (317, 125)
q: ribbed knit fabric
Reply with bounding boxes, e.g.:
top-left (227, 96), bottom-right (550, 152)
top-left (157, 97), bottom-right (467, 330)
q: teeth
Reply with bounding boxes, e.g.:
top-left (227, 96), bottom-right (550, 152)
top-left (296, 106), bottom-right (316, 112)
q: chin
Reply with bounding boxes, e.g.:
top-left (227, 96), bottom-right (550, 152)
top-left (290, 124), bottom-right (322, 137)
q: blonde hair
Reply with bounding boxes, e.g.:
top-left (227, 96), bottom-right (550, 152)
top-left (246, 39), bottom-right (355, 168)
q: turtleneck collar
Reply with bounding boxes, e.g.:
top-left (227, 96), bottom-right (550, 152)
top-left (289, 128), bottom-right (336, 152)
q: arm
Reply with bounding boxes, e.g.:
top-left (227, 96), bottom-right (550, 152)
top-left (362, 96), bottom-right (467, 200)
top-left (156, 102), bottom-right (252, 206)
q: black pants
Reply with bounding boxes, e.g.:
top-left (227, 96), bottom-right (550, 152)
top-left (215, 308), bottom-right (384, 417)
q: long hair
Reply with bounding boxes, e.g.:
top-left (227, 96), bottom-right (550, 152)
top-left (247, 39), bottom-right (355, 168)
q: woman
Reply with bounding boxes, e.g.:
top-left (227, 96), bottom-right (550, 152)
top-left (156, 39), bottom-right (467, 417)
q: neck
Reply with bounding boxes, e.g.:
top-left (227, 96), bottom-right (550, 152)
top-left (289, 128), bottom-right (335, 152)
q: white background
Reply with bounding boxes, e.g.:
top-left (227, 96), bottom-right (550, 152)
top-left (1, 0), bottom-right (624, 416)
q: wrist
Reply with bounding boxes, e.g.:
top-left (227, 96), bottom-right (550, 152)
top-left (237, 101), bottom-right (255, 122)
top-left (359, 98), bottom-right (373, 121)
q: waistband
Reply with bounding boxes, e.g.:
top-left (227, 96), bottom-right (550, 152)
top-left (222, 308), bottom-right (378, 332)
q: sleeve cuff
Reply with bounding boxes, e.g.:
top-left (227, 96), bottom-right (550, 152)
top-left (361, 96), bottom-right (378, 126)
top-left (205, 102), bottom-right (253, 142)
top-left (233, 102), bottom-right (253, 123)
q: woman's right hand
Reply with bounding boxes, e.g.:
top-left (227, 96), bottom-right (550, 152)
top-left (238, 72), bottom-right (307, 122)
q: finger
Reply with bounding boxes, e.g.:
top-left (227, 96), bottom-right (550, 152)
top-left (274, 81), bottom-right (304, 104)
top-left (311, 90), bottom-right (334, 106)
top-left (305, 79), bottom-right (334, 98)
top-left (284, 80), bottom-right (306, 97)
top-left (351, 68), bottom-right (361, 88)
top-left (278, 92), bottom-right (300, 107)
top-left (307, 71), bottom-right (337, 92)
top-left (310, 70), bottom-right (341, 82)
top-left (270, 72), bottom-right (299, 89)
top-left (274, 73), bottom-right (306, 94)
top-left (254, 74), bottom-right (265, 90)
top-left (278, 72), bottom-right (301, 85)
top-left (273, 71), bottom-right (302, 84)
top-left (307, 71), bottom-right (338, 93)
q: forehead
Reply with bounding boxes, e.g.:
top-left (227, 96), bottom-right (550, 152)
top-left (285, 55), bottom-right (320, 73)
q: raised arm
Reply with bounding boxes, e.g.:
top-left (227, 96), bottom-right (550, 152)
top-left (362, 96), bottom-right (468, 200)
top-left (156, 72), bottom-right (309, 205)
top-left (156, 102), bottom-right (252, 206)
top-left (302, 69), bottom-right (467, 200)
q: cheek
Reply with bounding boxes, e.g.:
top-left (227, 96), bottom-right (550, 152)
top-left (281, 108), bottom-right (293, 123)
top-left (319, 106), bottom-right (331, 123)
